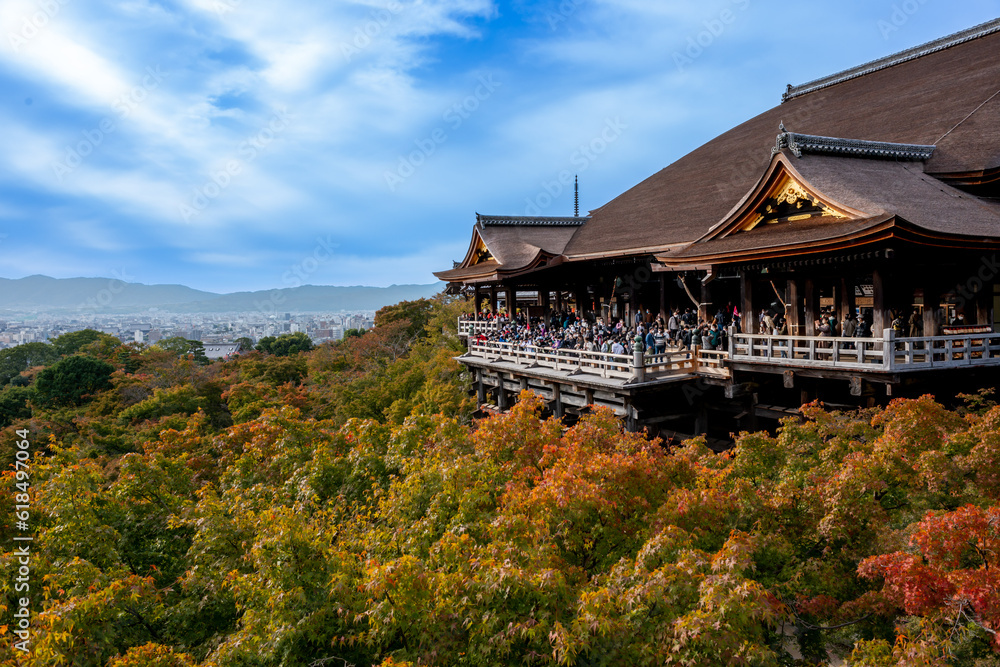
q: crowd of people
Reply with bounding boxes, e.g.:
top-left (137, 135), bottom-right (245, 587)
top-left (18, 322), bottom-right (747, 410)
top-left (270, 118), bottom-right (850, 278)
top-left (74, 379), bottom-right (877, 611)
top-left (460, 302), bottom-right (980, 370)
top-left (463, 301), bottom-right (925, 353)
top-left (461, 306), bottom-right (735, 359)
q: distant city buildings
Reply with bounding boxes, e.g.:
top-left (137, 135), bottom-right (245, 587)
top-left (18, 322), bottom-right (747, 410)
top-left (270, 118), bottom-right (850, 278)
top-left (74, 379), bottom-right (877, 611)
top-left (0, 310), bottom-right (377, 351)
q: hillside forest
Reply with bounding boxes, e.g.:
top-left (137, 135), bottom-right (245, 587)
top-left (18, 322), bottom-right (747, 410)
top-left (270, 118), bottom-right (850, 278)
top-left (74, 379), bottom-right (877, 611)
top-left (0, 296), bottom-right (998, 666)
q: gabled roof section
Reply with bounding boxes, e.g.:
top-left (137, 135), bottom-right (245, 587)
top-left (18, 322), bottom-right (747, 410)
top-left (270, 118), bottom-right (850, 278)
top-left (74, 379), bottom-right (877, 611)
top-left (782, 18), bottom-right (1000, 101)
top-left (659, 148), bottom-right (1000, 267)
top-left (434, 215), bottom-right (586, 283)
top-left (700, 150), bottom-right (865, 242)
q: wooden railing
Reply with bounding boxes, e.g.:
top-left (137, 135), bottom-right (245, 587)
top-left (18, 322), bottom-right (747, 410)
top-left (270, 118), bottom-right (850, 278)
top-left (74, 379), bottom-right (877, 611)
top-left (730, 333), bottom-right (886, 370)
top-left (465, 340), bottom-right (729, 382)
top-left (457, 319), bottom-right (500, 337)
top-left (887, 333), bottom-right (1000, 369)
top-left (469, 340), bottom-right (634, 379)
top-left (730, 329), bottom-right (1000, 372)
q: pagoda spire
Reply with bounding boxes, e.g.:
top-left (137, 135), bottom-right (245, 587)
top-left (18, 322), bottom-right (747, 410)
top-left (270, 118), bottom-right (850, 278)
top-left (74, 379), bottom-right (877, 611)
top-left (574, 175), bottom-right (579, 217)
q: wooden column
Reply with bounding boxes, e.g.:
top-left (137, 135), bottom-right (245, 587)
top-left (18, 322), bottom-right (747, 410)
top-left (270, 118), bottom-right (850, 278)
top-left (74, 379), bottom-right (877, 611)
top-left (786, 279), bottom-right (800, 335)
top-left (555, 289), bottom-right (563, 315)
top-left (699, 278), bottom-right (712, 324)
top-left (872, 268), bottom-right (889, 334)
top-left (476, 370), bottom-right (486, 404)
top-left (473, 287), bottom-right (480, 318)
top-left (838, 277), bottom-right (854, 329)
top-left (576, 286), bottom-right (587, 319)
top-left (496, 383), bottom-right (509, 410)
top-left (923, 284), bottom-right (940, 337)
top-left (804, 278), bottom-right (817, 336)
top-left (489, 286), bottom-right (498, 314)
top-left (541, 288), bottom-right (551, 317)
top-left (505, 287), bottom-right (516, 315)
top-left (976, 281), bottom-right (992, 325)
top-left (740, 270), bottom-right (753, 335)
top-left (659, 274), bottom-right (667, 322)
top-left (551, 383), bottom-right (563, 419)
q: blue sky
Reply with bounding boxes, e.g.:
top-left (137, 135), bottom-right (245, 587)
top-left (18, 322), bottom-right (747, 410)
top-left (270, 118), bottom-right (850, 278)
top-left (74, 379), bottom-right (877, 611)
top-left (2, 0), bottom-right (998, 293)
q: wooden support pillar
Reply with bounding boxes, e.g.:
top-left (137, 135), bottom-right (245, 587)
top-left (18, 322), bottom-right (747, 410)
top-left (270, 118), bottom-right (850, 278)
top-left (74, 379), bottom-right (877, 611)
top-left (872, 268), bottom-right (889, 335)
top-left (505, 287), bottom-right (516, 315)
top-left (551, 383), bottom-right (563, 419)
top-left (839, 277), bottom-right (854, 329)
top-left (496, 381), bottom-right (509, 410)
top-left (699, 279), bottom-right (712, 324)
top-left (555, 290), bottom-right (563, 315)
top-left (659, 274), bottom-right (667, 322)
top-left (976, 281), bottom-right (992, 325)
top-left (473, 287), bottom-right (481, 318)
top-left (786, 279), bottom-right (801, 335)
top-left (476, 370), bottom-right (486, 404)
top-left (489, 286), bottom-right (498, 314)
top-left (575, 286), bottom-right (587, 318)
top-left (541, 288), bottom-right (551, 317)
top-left (740, 270), bottom-right (753, 335)
top-left (804, 278), bottom-right (817, 336)
top-left (625, 397), bottom-right (639, 432)
top-left (694, 405), bottom-right (708, 436)
top-left (923, 283), bottom-right (939, 336)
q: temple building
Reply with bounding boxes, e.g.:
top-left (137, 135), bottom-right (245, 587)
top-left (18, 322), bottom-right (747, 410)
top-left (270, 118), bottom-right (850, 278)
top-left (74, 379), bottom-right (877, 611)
top-left (436, 19), bottom-right (1000, 441)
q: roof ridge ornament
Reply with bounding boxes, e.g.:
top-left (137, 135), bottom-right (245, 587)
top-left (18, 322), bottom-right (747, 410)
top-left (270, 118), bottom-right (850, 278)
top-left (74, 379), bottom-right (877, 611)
top-left (782, 17), bottom-right (1000, 102)
top-left (477, 215), bottom-right (589, 227)
top-left (772, 126), bottom-right (935, 161)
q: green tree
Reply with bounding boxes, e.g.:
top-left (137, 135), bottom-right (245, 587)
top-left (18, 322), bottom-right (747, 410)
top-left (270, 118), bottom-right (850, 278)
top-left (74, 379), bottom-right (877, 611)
top-left (0, 385), bottom-right (34, 427)
top-left (0, 341), bottom-right (58, 386)
top-left (255, 332), bottom-right (314, 356)
top-left (51, 329), bottom-right (118, 357)
top-left (34, 355), bottom-right (115, 406)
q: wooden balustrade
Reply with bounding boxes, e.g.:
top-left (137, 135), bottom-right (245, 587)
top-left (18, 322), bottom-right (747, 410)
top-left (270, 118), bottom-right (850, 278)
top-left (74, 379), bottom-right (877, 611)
top-left (730, 329), bottom-right (1000, 372)
top-left (457, 318), bottom-right (500, 336)
top-left (466, 339), bottom-right (729, 381)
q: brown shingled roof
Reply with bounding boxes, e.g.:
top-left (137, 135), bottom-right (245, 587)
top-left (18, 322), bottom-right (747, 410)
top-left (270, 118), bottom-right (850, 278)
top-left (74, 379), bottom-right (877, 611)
top-left (662, 150), bottom-right (1000, 265)
top-left (563, 24), bottom-right (1000, 259)
top-left (434, 217), bottom-right (583, 283)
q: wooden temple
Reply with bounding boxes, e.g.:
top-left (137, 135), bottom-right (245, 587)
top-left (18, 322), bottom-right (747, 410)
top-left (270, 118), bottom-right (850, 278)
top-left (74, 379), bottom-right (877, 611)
top-left (435, 19), bottom-right (1000, 440)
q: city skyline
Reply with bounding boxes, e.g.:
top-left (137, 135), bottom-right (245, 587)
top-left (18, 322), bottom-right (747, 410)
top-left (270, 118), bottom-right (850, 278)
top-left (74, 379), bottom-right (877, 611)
top-left (3, 0), bottom-right (998, 293)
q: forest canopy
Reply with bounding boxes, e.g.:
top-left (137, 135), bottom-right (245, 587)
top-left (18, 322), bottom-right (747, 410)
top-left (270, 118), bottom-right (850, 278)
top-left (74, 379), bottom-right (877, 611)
top-left (0, 297), bottom-right (998, 666)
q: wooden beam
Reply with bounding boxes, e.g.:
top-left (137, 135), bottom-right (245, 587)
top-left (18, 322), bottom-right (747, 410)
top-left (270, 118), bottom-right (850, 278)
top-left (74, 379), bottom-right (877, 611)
top-left (872, 268), bottom-right (888, 334)
top-left (740, 270), bottom-right (753, 335)
top-left (804, 278), bottom-right (817, 336)
top-left (839, 276), bottom-right (854, 331)
top-left (699, 278), bottom-right (712, 324)
top-left (923, 283), bottom-right (940, 336)
top-left (976, 280), bottom-right (992, 325)
top-left (786, 279), bottom-right (801, 335)
top-left (659, 274), bottom-right (667, 322)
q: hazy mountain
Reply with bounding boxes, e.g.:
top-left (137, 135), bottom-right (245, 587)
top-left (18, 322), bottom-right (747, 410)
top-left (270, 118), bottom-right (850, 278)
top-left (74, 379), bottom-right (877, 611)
top-left (170, 283), bottom-right (445, 313)
top-left (0, 275), bottom-right (444, 313)
top-left (0, 275), bottom-right (219, 311)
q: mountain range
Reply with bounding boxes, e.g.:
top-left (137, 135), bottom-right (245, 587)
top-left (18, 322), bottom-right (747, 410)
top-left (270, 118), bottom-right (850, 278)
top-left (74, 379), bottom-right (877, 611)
top-left (0, 275), bottom-right (444, 314)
